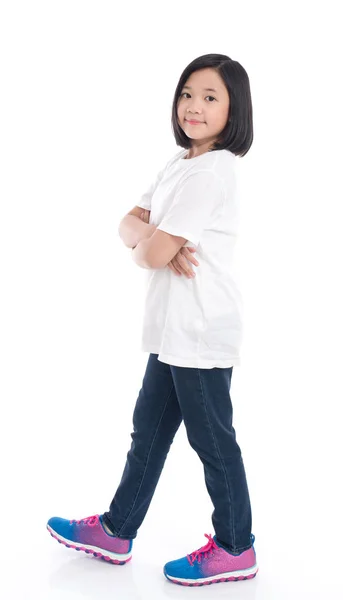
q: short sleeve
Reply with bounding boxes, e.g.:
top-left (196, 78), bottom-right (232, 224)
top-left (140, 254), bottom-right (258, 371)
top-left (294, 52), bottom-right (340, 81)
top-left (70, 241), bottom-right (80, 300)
top-left (156, 170), bottom-right (224, 246)
top-left (136, 167), bottom-right (166, 211)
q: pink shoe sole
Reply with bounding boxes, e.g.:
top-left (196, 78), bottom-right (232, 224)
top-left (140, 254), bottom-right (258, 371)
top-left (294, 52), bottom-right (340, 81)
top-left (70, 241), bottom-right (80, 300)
top-left (165, 567), bottom-right (258, 587)
top-left (46, 524), bottom-right (132, 565)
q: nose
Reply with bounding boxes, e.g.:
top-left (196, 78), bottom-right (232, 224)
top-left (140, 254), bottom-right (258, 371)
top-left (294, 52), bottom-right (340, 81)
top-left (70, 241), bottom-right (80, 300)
top-left (187, 98), bottom-right (202, 114)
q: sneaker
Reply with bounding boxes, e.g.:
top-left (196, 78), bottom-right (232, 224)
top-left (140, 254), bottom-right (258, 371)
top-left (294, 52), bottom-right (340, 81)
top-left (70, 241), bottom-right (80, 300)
top-left (46, 513), bottom-right (133, 565)
top-left (163, 533), bottom-right (258, 586)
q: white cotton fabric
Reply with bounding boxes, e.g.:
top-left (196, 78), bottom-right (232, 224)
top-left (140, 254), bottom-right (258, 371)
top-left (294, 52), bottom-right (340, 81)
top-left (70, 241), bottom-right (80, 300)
top-left (137, 148), bottom-right (244, 369)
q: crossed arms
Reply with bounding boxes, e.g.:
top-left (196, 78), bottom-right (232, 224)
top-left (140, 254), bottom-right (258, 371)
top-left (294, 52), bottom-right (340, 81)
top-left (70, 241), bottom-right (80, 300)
top-left (118, 208), bottom-right (188, 270)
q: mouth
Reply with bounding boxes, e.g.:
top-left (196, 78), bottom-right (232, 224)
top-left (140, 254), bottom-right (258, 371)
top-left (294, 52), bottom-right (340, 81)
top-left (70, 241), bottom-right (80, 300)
top-left (186, 119), bottom-right (204, 125)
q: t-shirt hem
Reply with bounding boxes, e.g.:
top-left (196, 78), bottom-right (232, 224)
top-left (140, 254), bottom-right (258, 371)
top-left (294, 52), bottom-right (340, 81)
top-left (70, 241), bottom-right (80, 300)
top-left (156, 225), bottom-right (199, 247)
top-left (141, 346), bottom-right (240, 369)
top-left (136, 202), bottom-right (151, 209)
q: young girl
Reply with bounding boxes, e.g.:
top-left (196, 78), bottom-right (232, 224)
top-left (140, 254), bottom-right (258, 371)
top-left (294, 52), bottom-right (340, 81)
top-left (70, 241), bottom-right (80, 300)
top-left (46, 53), bottom-right (258, 587)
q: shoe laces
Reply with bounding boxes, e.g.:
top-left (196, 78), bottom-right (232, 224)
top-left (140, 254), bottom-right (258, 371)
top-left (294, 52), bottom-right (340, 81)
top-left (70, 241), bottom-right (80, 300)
top-left (70, 514), bottom-right (100, 527)
top-left (187, 534), bottom-right (219, 566)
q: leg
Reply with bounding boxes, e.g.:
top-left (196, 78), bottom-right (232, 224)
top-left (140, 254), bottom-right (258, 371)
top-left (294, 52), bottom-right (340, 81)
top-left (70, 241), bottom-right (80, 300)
top-left (170, 365), bottom-right (252, 554)
top-left (103, 354), bottom-right (182, 539)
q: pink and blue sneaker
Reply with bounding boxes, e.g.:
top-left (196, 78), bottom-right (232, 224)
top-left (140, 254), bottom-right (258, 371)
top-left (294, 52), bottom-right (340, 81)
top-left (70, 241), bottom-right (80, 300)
top-left (46, 513), bottom-right (132, 565)
top-left (164, 533), bottom-right (258, 586)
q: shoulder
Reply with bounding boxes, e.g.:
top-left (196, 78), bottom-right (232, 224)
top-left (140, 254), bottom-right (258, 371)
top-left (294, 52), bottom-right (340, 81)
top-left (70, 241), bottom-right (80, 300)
top-left (175, 170), bottom-right (225, 207)
top-left (208, 149), bottom-right (236, 175)
top-left (184, 151), bottom-right (235, 186)
top-left (184, 149), bottom-right (235, 177)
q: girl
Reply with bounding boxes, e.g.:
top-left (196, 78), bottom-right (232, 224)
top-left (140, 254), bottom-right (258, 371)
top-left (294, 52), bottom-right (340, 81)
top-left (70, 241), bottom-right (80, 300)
top-left (46, 53), bottom-right (258, 587)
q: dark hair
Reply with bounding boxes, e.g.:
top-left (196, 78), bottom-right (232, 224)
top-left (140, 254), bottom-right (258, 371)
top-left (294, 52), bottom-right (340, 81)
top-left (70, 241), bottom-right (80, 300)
top-left (171, 53), bottom-right (253, 157)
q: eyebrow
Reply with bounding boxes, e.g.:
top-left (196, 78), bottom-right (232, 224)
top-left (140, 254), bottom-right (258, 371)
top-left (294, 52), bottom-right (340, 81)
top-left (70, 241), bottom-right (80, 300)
top-left (182, 85), bottom-right (218, 93)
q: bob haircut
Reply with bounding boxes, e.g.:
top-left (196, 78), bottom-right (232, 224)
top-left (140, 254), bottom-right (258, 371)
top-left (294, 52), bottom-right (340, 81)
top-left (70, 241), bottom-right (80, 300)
top-left (171, 53), bottom-right (253, 157)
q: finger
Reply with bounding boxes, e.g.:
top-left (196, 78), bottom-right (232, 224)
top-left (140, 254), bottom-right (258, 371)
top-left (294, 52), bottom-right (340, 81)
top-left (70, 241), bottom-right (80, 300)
top-left (179, 251), bottom-right (198, 271)
top-left (171, 259), bottom-right (184, 275)
top-left (168, 262), bottom-right (182, 276)
top-left (182, 248), bottom-right (199, 266)
top-left (186, 254), bottom-right (199, 267)
top-left (176, 254), bottom-right (196, 277)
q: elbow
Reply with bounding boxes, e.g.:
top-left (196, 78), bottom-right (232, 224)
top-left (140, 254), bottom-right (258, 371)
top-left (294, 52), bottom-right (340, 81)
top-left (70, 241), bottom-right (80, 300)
top-left (118, 221), bottom-right (124, 241)
top-left (118, 221), bottom-right (133, 248)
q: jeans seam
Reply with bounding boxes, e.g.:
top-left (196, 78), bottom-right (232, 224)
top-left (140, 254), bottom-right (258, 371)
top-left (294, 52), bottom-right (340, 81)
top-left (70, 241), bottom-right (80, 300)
top-left (116, 383), bottom-right (175, 536)
top-left (197, 368), bottom-right (236, 551)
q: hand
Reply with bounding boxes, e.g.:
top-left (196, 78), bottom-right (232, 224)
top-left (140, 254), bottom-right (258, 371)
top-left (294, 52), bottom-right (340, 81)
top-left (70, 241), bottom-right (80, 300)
top-left (139, 211), bottom-right (199, 278)
top-left (140, 209), bottom-right (150, 224)
top-left (168, 247), bottom-right (199, 279)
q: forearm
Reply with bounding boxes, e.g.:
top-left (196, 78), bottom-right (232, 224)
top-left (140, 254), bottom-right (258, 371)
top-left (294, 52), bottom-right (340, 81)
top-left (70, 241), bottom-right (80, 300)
top-left (131, 238), bottom-right (152, 269)
top-left (118, 215), bottom-right (156, 249)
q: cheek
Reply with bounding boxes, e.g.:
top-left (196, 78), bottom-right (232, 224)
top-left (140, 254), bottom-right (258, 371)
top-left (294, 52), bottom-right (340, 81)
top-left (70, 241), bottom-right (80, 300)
top-left (177, 104), bottom-right (185, 123)
top-left (214, 110), bottom-right (229, 128)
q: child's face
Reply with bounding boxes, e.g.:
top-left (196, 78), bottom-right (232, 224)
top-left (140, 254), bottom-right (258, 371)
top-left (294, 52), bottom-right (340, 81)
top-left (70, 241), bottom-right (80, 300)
top-left (177, 68), bottom-right (230, 150)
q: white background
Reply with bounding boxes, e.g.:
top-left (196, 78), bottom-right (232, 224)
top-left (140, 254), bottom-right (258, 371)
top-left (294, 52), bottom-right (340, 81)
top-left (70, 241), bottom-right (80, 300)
top-left (1, 1), bottom-right (342, 598)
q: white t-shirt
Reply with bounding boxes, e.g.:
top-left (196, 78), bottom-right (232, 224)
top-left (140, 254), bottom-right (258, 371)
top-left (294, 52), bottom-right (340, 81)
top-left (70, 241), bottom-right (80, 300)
top-left (137, 148), bottom-right (244, 369)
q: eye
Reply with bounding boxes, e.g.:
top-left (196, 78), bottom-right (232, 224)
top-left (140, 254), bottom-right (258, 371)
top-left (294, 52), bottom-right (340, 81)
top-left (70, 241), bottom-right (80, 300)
top-left (181, 92), bottom-right (216, 102)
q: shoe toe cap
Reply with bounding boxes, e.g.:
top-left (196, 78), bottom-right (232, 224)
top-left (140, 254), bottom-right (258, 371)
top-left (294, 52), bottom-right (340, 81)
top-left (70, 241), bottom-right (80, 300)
top-left (164, 557), bottom-right (200, 580)
top-left (47, 516), bottom-right (72, 538)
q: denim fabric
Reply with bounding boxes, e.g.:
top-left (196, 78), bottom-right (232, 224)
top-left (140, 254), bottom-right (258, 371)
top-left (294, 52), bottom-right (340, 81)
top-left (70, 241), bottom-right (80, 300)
top-left (103, 353), bottom-right (253, 553)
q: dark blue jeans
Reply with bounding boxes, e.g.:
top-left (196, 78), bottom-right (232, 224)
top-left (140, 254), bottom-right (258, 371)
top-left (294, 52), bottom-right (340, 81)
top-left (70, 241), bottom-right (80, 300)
top-left (103, 353), bottom-right (253, 554)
